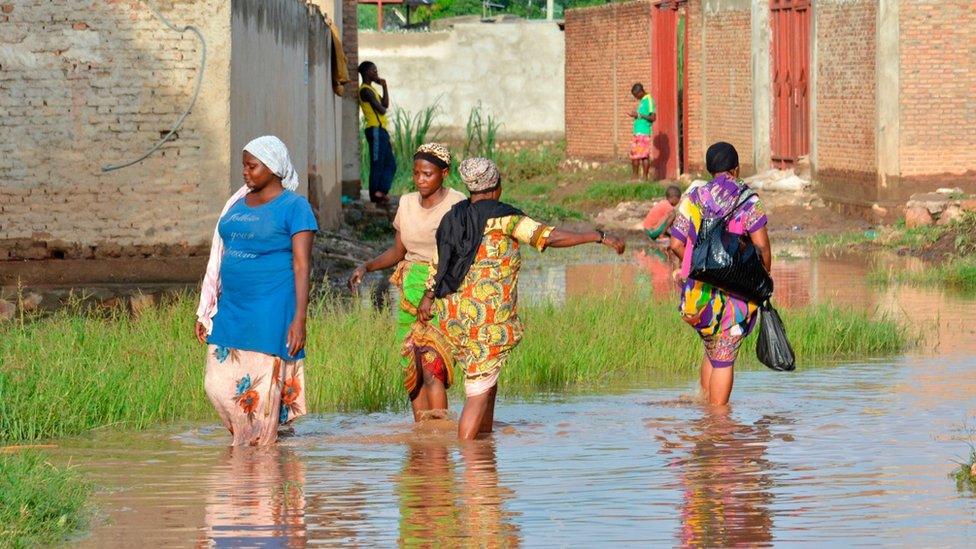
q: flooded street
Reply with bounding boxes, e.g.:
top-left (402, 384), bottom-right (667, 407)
top-left (61, 249), bottom-right (976, 546)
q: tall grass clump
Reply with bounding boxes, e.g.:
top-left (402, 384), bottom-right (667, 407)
top-left (0, 450), bottom-right (90, 547)
top-left (506, 199), bottom-right (587, 222)
top-left (569, 180), bottom-right (667, 206)
top-left (0, 295), bottom-right (905, 443)
top-left (463, 103), bottom-right (500, 160)
top-left (496, 142), bottom-right (563, 182)
top-left (950, 424), bottom-right (976, 494)
top-left (390, 104), bottom-right (439, 171)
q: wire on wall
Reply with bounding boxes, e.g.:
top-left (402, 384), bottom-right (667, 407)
top-left (101, 1), bottom-right (207, 172)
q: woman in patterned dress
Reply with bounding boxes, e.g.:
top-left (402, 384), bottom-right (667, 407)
top-left (348, 143), bottom-right (465, 421)
top-left (418, 158), bottom-right (626, 440)
top-left (668, 142), bottom-right (772, 406)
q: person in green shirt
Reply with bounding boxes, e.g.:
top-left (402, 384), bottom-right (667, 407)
top-left (628, 83), bottom-right (656, 181)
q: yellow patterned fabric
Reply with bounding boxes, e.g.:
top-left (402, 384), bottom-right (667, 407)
top-left (430, 215), bottom-right (554, 381)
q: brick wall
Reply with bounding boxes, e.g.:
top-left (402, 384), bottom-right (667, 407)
top-left (0, 0), bottom-right (344, 265)
top-left (698, 4), bottom-right (754, 174)
top-left (0, 0), bottom-right (231, 261)
top-left (342, 0), bottom-right (358, 92)
top-left (898, 0), bottom-right (976, 180)
top-left (684, 0), bottom-right (704, 173)
top-left (814, 0), bottom-right (877, 201)
top-left (565, 1), bottom-right (652, 160)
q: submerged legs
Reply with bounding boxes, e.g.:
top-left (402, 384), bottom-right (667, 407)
top-left (458, 384), bottom-right (498, 440)
top-left (699, 355), bottom-right (734, 406)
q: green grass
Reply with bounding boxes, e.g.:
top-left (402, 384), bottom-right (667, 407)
top-left (808, 229), bottom-right (879, 252)
top-left (951, 433), bottom-right (976, 494)
top-left (507, 199), bottom-right (587, 222)
top-left (848, 212), bottom-right (976, 292)
top-left (1, 294), bottom-right (906, 443)
top-left (0, 451), bottom-right (90, 547)
top-left (870, 258), bottom-right (976, 293)
top-left (496, 144), bottom-right (563, 182)
top-left (811, 212), bottom-right (976, 255)
top-left (567, 180), bottom-right (667, 206)
top-left (463, 103), bottom-right (500, 160)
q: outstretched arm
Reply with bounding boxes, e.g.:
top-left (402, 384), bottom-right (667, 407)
top-left (547, 228), bottom-right (626, 254)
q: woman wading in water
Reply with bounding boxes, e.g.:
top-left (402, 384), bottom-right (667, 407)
top-left (668, 142), bottom-right (772, 406)
top-left (419, 158), bottom-right (626, 440)
top-left (196, 136), bottom-right (319, 446)
top-left (348, 143), bottom-right (465, 421)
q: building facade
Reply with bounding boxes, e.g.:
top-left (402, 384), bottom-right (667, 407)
top-left (1, 0), bottom-right (350, 284)
top-left (565, 0), bottom-right (976, 208)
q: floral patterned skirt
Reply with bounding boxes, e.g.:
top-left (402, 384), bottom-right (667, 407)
top-left (630, 133), bottom-right (652, 160)
top-left (204, 345), bottom-right (307, 446)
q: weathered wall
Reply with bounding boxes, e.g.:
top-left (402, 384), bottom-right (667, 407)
top-left (564, 1), bottom-right (652, 160)
top-left (340, 0), bottom-right (361, 193)
top-left (699, 0), bottom-right (754, 174)
top-left (0, 0), bottom-right (231, 261)
top-left (0, 0), bottom-right (343, 270)
top-left (231, 0), bottom-right (312, 195)
top-left (814, 0), bottom-right (877, 204)
top-left (358, 21), bottom-right (565, 139)
top-left (310, 0), bottom-right (361, 195)
top-left (897, 0), bottom-right (976, 185)
top-left (230, 0), bottom-right (341, 229)
top-left (684, 0), bottom-right (705, 172)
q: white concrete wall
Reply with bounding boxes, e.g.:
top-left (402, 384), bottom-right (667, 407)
top-left (359, 21), bottom-right (565, 139)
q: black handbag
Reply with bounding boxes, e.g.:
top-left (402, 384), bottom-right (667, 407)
top-left (756, 301), bottom-right (796, 371)
top-left (688, 189), bottom-right (773, 302)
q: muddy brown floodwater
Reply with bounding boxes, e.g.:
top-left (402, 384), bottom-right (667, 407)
top-left (59, 245), bottom-right (976, 546)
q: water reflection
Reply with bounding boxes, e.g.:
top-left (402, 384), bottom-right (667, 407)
top-left (658, 409), bottom-right (777, 547)
top-left (396, 436), bottom-right (521, 546)
top-left (397, 440), bottom-right (461, 543)
top-left (201, 445), bottom-right (307, 547)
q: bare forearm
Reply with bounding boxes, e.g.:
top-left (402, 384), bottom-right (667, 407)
top-left (668, 240), bottom-right (685, 262)
top-left (364, 232), bottom-right (406, 272)
top-left (292, 235), bottom-right (313, 320)
top-left (380, 83), bottom-right (389, 108)
top-left (546, 229), bottom-right (602, 248)
top-left (364, 245), bottom-right (405, 272)
top-left (294, 261), bottom-right (310, 320)
top-left (758, 244), bottom-right (772, 272)
top-left (748, 227), bottom-right (772, 272)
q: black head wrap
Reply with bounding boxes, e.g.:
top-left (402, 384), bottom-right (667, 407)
top-left (705, 141), bottom-right (739, 174)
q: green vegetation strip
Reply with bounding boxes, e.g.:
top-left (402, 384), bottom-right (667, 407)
top-left (0, 450), bottom-right (90, 548)
top-left (813, 212), bottom-right (976, 292)
top-left (1, 296), bottom-right (905, 444)
top-left (870, 258), bottom-right (976, 293)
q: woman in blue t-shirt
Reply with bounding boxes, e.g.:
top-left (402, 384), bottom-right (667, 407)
top-left (194, 136), bottom-right (318, 446)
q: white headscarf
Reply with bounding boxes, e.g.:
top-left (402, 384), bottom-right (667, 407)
top-left (243, 135), bottom-right (300, 191)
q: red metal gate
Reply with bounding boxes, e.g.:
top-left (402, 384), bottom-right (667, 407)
top-left (651, 1), bottom-right (685, 179)
top-left (770, 0), bottom-right (810, 166)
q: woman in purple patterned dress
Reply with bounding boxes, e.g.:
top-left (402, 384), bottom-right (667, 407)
top-left (668, 142), bottom-right (772, 406)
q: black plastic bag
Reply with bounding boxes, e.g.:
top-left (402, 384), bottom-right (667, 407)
top-left (689, 190), bottom-right (773, 303)
top-left (756, 301), bottom-right (795, 371)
